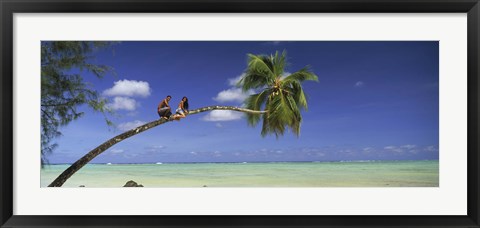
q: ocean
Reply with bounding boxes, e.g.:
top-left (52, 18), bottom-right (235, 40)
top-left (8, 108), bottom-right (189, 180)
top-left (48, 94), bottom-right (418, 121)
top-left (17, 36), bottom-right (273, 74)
top-left (41, 160), bottom-right (439, 187)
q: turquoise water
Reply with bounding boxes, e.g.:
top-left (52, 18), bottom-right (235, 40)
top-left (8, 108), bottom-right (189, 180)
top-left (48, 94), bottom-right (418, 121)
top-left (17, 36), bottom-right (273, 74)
top-left (41, 160), bottom-right (439, 187)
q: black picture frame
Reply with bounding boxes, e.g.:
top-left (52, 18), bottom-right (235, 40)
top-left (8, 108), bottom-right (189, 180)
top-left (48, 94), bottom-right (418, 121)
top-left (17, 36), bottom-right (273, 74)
top-left (1, 0), bottom-right (479, 227)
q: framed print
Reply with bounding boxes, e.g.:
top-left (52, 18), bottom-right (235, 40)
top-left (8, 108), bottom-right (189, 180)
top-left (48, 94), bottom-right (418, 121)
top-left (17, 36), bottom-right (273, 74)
top-left (1, 0), bottom-right (479, 227)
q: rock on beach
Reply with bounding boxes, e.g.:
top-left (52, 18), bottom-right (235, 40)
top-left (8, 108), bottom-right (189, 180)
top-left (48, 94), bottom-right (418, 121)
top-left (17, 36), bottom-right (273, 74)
top-left (123, 180), bottom-right (144, 187)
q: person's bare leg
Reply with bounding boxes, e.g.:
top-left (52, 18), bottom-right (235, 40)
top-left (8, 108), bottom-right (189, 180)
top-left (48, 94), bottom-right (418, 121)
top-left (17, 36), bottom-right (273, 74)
top-left (172, 114), bottom-right (182, 121)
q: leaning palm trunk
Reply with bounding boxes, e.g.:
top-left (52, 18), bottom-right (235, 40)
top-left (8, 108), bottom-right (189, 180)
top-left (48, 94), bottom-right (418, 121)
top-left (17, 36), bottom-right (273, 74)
top-left (48, 106), bottom-right (267, 187)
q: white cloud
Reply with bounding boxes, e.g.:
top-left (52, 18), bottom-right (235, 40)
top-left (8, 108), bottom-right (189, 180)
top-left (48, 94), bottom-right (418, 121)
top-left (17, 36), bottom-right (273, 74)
top-left (213, 74), bottom-right (255, 103)
top-left (123, 153), bottom-right (138, 159)
top-left (190, 151), bottom-right (198, 155)
top-left (201, 110), bottom-right (243, 122)
top-left (103, 79), bottom-right (151, 97)
top-left (109, 149), bottom-right (124, 154)
top-left (146, 145), bottom-right (166, 153)
top-left (228, 74), bottom-right (245, 86)
top-left (117, 120), bottom-right (146, 131)
top-left (215, 123), bottom-right (223, 128)
top-left (108, 97), bottom-right (137, 111)
top-left (362, 147), bottom-right (374, 154)
top-left (401, 145), bottom-right (416, 149)
top-left (384, 146), bottom-right (404, 153)
top-left (396, 145), bottom-right (418, 154)
top-left (355, 81), bottom-right (364, 87)
top-left (127, 111), bottom-right (139, 117)
top-left (213, 88), bottom-right (252, 103)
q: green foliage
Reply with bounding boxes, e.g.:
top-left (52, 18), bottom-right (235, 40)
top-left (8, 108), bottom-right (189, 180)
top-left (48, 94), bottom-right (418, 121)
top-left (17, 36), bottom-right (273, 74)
top-left (238, 50), bottom-right (318, 138)
top-left (41, 41), bottom-right (116, 165)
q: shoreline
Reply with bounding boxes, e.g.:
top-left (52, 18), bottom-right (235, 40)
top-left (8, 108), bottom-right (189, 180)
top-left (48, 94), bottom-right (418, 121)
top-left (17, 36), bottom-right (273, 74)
top-left (44, 159), bottom-right (439, 166)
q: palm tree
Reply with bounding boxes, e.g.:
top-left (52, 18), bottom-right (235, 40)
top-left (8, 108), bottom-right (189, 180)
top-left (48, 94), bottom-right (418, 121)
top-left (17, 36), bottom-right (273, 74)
top-left (48, 50), bottom-right (318, 187)
top-left (240, 50), bottom-right (318, 137)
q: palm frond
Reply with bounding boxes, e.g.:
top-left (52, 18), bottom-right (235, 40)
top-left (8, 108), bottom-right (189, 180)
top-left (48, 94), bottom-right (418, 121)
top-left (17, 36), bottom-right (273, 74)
top-left (247, 54), bottom-right (273, 76)
top-left (260, 96), bottom-right (274, 137)
top-left (286, 95), bottom-right (302, 136)
top-left (264, 92), bottom-right (297, 137)
top-left (238, 54), bottom-right (276, 91)
top-left (273, 50), bottom-right (288, 78)
top-left (260, 54), bottom-right (276, 76)
top-left (244, 89), bottom-right (271, 126)
top-left (282, 66), bottom-right (318, 83)
top-left (238, 72), bottom-right (269, 92)
top-left (283, 81), bottom-right (308, 110)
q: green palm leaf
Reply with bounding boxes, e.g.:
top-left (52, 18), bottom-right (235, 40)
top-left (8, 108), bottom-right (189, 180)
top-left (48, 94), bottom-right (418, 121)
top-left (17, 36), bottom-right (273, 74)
top-left (272, 50), bottom-right (287, 77)
top-left (283, 81), bottom-right (308, 110)
top-left (282, 67), bottom-right (318, 83)
top-left (238, 54), bottom-right (276, 91)
top-left (245, 89), bottom-right (272, 126)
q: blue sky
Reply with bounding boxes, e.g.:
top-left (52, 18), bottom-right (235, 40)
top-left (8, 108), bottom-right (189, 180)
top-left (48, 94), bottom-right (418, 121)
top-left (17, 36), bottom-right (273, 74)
top-left (45, 41), bottom-right (439, 164)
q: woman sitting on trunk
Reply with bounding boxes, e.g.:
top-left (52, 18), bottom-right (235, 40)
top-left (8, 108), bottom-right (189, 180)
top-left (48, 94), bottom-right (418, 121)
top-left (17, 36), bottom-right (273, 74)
top-left (173, 96), bottom-right (189, 120)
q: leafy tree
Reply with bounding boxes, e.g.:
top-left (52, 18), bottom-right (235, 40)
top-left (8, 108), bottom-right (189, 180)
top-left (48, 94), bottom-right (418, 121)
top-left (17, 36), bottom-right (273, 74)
top-left (41, 41), bottom-right (115, 165)
top-left (48, 50), bottom-right (317, 187)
